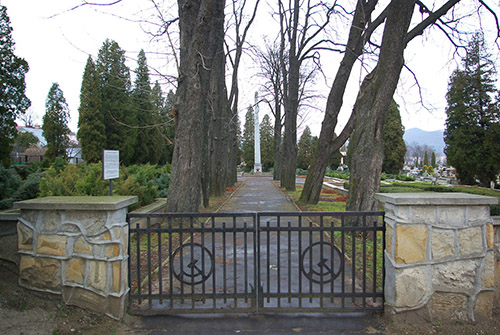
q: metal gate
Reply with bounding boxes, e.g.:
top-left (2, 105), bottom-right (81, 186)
top-left (127, 211), bottom-right (385, 315)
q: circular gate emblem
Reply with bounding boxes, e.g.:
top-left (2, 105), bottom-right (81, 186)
top-left (171, 242), bottom-right (214, 285)
top-left (300, 242), bottom-right (343, 284)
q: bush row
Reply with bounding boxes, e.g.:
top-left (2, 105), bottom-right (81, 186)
top-left (39, 162), bottom-right (170, 210)
top-left (328, 171), bottom-right (415, 182)
top-left (0, 160), bottom-right (171, 211)
top-left (341, 181), bottom-right (500, 216)
top-left (0, 165), bottom-right (43, 210)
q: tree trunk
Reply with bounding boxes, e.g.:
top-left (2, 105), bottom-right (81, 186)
top-left (280, 0), bottom-right (300, 191)
top-left (300, 0), bottom-right (377, 204)
top-left (209, 0), bottom-right (229, 197)
top-left (273, 96), bottom-right (282, 181)
top-left (346, 0), bottom-right (415, 214)
top-left (226, 51), bottom-right (241, 188)
top-left (226, 101), bottom-right (238, 187)
top-left (280, 59), bottom-right (299, 190)
top-left (167, 0), bottom-right (223, 212)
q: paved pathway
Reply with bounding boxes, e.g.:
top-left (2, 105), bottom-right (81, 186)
top-left (129, 176), bottom-right (382, 334)
top-left (220, 176), bottom-right (297, 212)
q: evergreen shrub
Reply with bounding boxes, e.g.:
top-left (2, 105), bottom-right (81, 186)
top-left (296, 168), bottom-right (308, 176)
top-left (326, 171), bottom-right (350, 180)
top-left (39, 162), bottom-right (171, 209)
top-left (0, 165), bottom-right (43, 209)
top-left (396, 174), bottom-right (416, 181)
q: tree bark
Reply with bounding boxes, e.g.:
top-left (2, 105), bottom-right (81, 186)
top-left (280, 0), bottom-right (300, 191)
top-left (273, 95), bottom-right (282, 181)
top-left (300, 0), bottom-right (378, 204)
top-left (346, 0), bottom-right (416, 214)
top-left (167, 0), bottom-right (223, 212)
top-left (209, 0), bottom-right (229, 197)
top-left (280, 55), bottom-right (299, 190)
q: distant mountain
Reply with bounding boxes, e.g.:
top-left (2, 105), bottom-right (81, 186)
top-left (404, 128), bottom-right (445, 155)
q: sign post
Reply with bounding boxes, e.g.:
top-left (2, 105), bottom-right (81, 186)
top-left (102, 150), bottom-right (119, 196)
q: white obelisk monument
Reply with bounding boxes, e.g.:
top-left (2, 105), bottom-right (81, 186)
top-left (253, 92), bottom-right (262, 174)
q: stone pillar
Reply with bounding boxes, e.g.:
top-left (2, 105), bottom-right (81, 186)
top-left (375, 193), bottom-right (497, 322)
top-left (15, 196), bottom-right (137, 320)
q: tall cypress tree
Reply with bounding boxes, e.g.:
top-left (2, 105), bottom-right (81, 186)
top-left (260, 114), bottom-right (274, 172)
top-left (297, 126), bottom-right (316, 170)
top-left (96, 39), bottom-right (136, 165)
top-left (152, 84), bottom-right (174, 165)
top-left (382, 100), bottom-right (406, 175)
top-left (43, 83), bottom-right (70, 161)
top-left (444, 33), bottom-right (500, 186)
top-left (0, 6), bottom-right (30, 167)
top-left (241, 106), bottom-right (255, 172)
top-left (77, 56), bottom-right (105, 163)
top-left (132, 49), bottom-right (155, 164)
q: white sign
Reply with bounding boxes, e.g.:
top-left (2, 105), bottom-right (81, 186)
top-left (102, 150), bottom-right (119, 180)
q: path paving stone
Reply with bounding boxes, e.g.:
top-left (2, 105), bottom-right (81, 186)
top-left (135, 176), bottom-right (382, 334)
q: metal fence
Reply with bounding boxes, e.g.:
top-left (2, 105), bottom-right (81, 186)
top-left (127, 211), bottom-right (385, 315)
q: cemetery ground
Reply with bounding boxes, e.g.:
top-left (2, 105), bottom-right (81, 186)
top-left (1, 177), bottom-right (500, 334)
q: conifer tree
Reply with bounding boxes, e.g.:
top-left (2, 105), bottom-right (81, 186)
top-left (260, 114), bottom-right (274, 172)
top-left (77, 56), bottom-right (105, 163)
top-left (382, 100), bottom-right (406, 175)
top-left (444, 33), bottom-right (500, 186)
top-left (43, 83), bottom-right (70, 161)
top-left (132, 50), bottom-right (156, 164)
top-left (297, 126), bottom-right (316, 170)
top-left (96, 39), bottom-right (135, 165)
top-left (151, 86), bottom-right (175, 165)
top-left (241, 106), bottom-right (255, 172)
top-left (0, 6), bottom-right (30, 166)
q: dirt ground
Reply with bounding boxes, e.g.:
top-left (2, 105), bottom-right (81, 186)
top-left (0, 261), bottom-right (134, 335)
top-left (2, 261), bottom-right (500, 335)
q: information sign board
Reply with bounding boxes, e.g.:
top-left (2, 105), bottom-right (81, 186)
top-left (102, 150), bottom-right (119, 180)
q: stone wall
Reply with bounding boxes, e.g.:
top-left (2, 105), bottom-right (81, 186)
top-left (14, 196), bottom-right (137, 320)
top-left (492, 216), bottom-right (500, 307)
top-left (0, 210), bottom-right (20, 268)
top-left (375, 193), bottom-right (498, 322)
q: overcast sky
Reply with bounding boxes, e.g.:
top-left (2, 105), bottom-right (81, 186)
top-left (3, 0), bottom-right (499, 136)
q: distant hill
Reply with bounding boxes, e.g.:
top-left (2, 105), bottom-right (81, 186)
top-left (403, 128), bottom-right (445, 155)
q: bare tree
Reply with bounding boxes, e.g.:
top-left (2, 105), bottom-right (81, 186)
top-left (258, 41), bottom-right (284, 180)
top-left (346, 0), bottom-right (416, 214)
top-left (223, 0), bottom-right (261, 188)
top-left (278, 0), bottom-right (335, 191)
top-left (257, 37), bottom-right (323, 181)
top-left (18, 108), bottom-right (36, 128)
top-left (300, 0), bottom-right (499, 208)
top-left (300, 0), bottom-right (381, 204)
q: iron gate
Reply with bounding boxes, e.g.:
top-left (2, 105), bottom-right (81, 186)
top-left (127, 211), bottom-right (385, 315)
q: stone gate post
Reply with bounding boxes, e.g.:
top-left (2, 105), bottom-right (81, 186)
top-left (15, 196), bottom-right (137, 320)
top-left (375, 193), bottom-right (497, 322)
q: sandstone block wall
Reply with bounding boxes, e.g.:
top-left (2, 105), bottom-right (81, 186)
top-left (14, 196), bottom-right (137, 320)
top-left (375, 193), bottom-right (498, 322)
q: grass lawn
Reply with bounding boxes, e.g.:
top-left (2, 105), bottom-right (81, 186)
top-left (277, 182), bottom-right (384, 292)
top-left (129, 182), bottom-right (243, 293)
top-left (379, 181), bottom-right (500, 215)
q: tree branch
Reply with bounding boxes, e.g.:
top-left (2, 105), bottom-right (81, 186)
top-left (405, 0), bottom-right (461, 45)
top-left (478, 0), bottom-right (500, 43)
